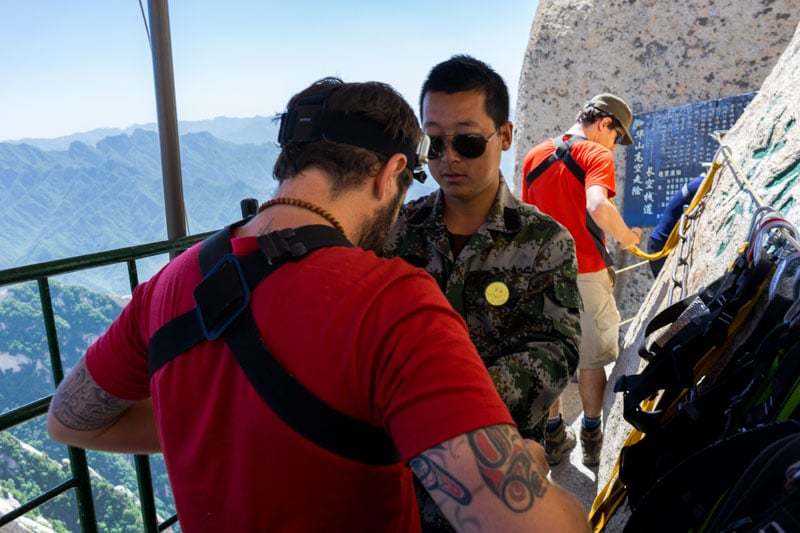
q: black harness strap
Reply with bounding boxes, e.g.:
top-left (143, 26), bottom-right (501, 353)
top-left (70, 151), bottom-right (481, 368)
top-left (525, 134), bottom-right (614, 267)
top-left (614, 255), bottom-right (770, 434)
top-left (148, 223), bottom-right (401, 466)
top-left (623, 421), bottom-right (800, 530)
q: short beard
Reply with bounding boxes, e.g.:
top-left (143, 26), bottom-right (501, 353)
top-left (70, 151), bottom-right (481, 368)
top-left (358, 184), bottom-right (407, 252)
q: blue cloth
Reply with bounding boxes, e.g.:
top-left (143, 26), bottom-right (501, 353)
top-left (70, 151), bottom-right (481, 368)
top-left (650, 176), bottom-right (704, 243)
top-left (648, 176), bottom-right (704, 276)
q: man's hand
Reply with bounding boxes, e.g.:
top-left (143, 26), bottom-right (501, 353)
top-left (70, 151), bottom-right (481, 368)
top-left (620, 226), bottom-right (642, 250)
top-left (524, 438), bottom-right (548, 474)
top-left (411, 424), bottom-right (588, 532)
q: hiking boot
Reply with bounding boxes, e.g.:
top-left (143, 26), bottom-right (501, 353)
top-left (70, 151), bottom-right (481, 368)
top-left (581, 425), bottom-right (603, 467)
top-left (545, 421), bottom-right (576, 465)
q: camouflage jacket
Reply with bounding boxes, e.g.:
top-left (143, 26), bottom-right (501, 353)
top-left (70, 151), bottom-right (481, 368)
top-left (384, 180), bottom-right (581, 439)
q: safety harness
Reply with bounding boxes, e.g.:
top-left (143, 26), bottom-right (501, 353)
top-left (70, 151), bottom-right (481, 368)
top-left (590, 245), bottom-right (800, 532)
top-left (148, 222), bottom-right (401, 466)
top-left (524, 134), bottom-right (614, 267)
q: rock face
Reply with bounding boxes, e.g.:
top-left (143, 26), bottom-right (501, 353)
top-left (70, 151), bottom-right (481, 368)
top-left (599, 22), bottom-right (800, 531)
top-left (514, 0), bottom-right (800, 323)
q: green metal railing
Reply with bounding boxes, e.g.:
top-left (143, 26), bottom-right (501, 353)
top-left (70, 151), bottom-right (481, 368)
top-left (0, 231), bottom-right (212, 531)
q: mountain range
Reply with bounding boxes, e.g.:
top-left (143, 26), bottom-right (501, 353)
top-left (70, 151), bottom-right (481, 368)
top-left (0, 129), bottom-right (279, 293)
top-left (7, 115), bottom-right (281, 152)
top-left (0, 116), bottom-right (438, 293)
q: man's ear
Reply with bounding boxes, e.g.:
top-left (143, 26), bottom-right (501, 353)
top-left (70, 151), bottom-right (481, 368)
top-left (374, 153), bottom-right (407, 200)
top-left (500, 121), bottom-right (513, 151)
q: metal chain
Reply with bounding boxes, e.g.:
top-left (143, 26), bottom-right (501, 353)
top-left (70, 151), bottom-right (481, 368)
top-left (668, 151), bottom-right (721, 305)
top-left (669, 203), bottom-right (699, 304)
top-left (668, 139), bottom-right (799, 307)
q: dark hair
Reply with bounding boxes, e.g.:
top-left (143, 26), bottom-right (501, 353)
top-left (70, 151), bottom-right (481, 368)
top-left (273, 77), bottom-right (419, 194)
top-left (419, 55), bottom-right (509, 128)
top-left (576, 105), bottom-right (622, 130)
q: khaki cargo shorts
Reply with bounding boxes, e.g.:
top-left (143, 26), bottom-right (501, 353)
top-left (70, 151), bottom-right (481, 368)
top-left (577, 269), bottom-right (621, 369)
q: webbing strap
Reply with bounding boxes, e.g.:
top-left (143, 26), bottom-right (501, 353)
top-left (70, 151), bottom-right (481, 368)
top-left (704, 429), bottom-right (800, 531)
top-left (614, 256), bottom-right (767, 433)
top-left (624, 421), bottom-right (800, 532)
top-left (589, 398), bottom-right (655, 532)
top-left (148, 223), bottom-right (401, 466)
top-left (643, 295), bottom-right (698, 338)
top-left (752, 339), bottom-right (800, 424)
top-left (525, 134), bottom-right (614, 267)
top-left (642, 278), bottom-right (724, 340)
top-left (777, 377), bottom-right (800, 421)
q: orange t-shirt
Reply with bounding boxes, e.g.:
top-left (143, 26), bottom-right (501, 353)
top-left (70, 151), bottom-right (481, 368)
top-left (521, 136), bottom-right (616, 273)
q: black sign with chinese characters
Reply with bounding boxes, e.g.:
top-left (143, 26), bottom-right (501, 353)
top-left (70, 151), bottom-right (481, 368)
top-left (623, 92), bottom-right (756, 227)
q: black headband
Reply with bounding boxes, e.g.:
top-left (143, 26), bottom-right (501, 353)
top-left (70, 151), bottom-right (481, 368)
top-left (277, 87), bottom-right (427, 182)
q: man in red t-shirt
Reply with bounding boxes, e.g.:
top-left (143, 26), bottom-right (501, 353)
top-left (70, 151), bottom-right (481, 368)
top-left (521, 94), bottom-right (642, 468)
top-left (47, 78), bottom-right (587, 532)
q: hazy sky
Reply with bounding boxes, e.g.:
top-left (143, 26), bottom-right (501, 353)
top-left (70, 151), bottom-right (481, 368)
top-left (0, 0), bottom-right (539, 141)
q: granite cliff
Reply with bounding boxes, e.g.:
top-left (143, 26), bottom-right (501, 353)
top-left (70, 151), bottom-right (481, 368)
top-left (514, 0), bottom-right (799, 322)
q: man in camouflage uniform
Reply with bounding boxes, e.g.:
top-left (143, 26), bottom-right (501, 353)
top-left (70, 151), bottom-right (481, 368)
top-left (387, 183), bottom-right (581, 437)
top-left (384, 55), bottom-right (581, 532)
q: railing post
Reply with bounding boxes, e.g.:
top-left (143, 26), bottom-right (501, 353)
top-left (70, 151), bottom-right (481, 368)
top-left (38, 278), bottom-right (98, 533)
top-left (135, 456), bottom-right (159, 532)
top-left (147, 0), bottom-right (187, 258)
top-left (126, 259), bottom-right (160, 532)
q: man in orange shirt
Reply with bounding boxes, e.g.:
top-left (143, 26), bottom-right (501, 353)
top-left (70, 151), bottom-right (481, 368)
top-left (520, 94), bottom-right (642, 467)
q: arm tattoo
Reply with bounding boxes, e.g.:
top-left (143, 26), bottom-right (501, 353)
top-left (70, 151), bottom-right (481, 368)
top-left (410, 454), bottom-right (472, 505)
top-left (413, 425), bottom-right (549, 532)
top-left (52, 358), bottom-right (133, 431)
top-left (467, 425), bottom-right (547, 512)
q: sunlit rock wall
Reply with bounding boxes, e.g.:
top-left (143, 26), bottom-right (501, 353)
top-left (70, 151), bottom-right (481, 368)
top-left (514, 0), bottom-right (799, 323)
top-left (601, 22), bottom-right (800, 530)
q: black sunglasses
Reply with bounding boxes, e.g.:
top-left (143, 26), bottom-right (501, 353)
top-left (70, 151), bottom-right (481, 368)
top-left (427, 130), bottom-right (499, 160)
top-left (600, 115), bottom-right (625, 145)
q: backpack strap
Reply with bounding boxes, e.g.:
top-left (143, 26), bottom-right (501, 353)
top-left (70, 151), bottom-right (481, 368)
top-left (525, 134), bottom-right (614, 267)
top-left (148, 224), bottom-right (401, 466)
top-left (524, 134), bottom-right (587, 187)
top-left (614, 256), bottom-right (769, 433)
top-left (623, 421), bottom-right (800, 531)
top-left (705, 428), bottom-right (800, 532)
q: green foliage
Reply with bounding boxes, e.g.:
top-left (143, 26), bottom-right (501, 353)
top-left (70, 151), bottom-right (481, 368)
top-left (0, 283), bottom-right (177, 528)
top-left (0, 432), bottom-right (148, 531)
top-left (0, 282), bottom-right (123, 412)
top-left (0, 123), bottom-right (436, 293)
top-left (0, 128), bottom-right (281, 294)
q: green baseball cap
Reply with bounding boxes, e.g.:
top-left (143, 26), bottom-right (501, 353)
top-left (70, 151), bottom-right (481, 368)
top-left (586, 93), bottom-right (634, 145)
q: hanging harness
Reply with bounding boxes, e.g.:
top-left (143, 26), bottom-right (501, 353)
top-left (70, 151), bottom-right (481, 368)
top-left (591, 245), bottom-right (800, 532)
top-left (148, 222), bottom-right (401, 466)
top-left (525, 134), bottom-right (614, 267)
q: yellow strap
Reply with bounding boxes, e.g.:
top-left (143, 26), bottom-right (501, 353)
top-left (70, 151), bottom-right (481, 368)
top-left (588, 398), bottom-right (656, 532)
top-left (626, 162), bottom-right (721, 261)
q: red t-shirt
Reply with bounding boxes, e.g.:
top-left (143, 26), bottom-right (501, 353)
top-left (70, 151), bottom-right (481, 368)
top-left (522, 136), bottom-right (617, 273)
top-left (86, 232), bottom-right (513, 533)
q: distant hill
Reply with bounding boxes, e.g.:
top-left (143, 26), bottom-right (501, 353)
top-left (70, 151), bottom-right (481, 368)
top-left (0, 283), bottom-right (123, 413)
top-left (7, 116), bottom-right (281, 151)
top-left (0, 282), bottom-right (175, 528)
top-left (0, 431), bottom-right (151, 532)
top-left (0, 129), bottom-right (280, 293)
top-left (0, 117), bottom-right (438, 293)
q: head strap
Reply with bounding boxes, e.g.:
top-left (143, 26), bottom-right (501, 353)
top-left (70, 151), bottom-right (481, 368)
top-left (277, 86), bottom-right (428, 182)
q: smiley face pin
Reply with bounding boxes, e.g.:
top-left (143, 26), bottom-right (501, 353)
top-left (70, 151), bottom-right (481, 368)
top-left (485, 281), bottom-right (510, 306)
